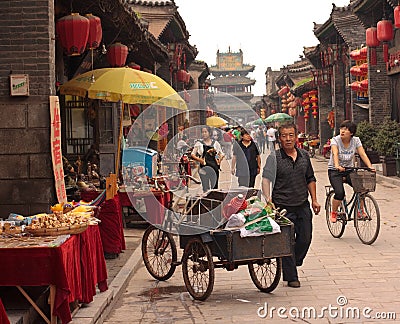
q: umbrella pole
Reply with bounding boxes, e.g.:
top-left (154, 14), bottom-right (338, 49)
top-left (115, 102), bottom-right (124, 178)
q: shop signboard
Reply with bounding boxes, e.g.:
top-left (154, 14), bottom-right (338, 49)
top-left (50, 96), bottom-right (67, 203)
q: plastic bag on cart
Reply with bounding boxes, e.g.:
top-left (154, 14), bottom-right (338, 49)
top-left (225, 213), bottom-right (246, 229)
top-left (240, 216), bottom-right (281, 237)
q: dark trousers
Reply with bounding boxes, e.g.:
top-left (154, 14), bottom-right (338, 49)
top-left (199, 166), bottom-right (219, 192)
top-left (238, 175), bottom-right (256, 188)
top-left (328, 169), bottom-right (353, 201)
top-left (277, 202), bottom-right (313, 282)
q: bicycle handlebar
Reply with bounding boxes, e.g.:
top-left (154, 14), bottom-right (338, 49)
top-left (344, 166), bottom-right (374, 172)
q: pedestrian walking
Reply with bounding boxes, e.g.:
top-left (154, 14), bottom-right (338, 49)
top-left (266, 125), bottom-right (277, 150)
top-left (256, 126), bottom-right (266, 153)
top-left (231, 129), bottom-right (261, 188)
top-left (191, 126), bottom-right (224, 192)
top-left (261, 123), bottom-right (321, 288)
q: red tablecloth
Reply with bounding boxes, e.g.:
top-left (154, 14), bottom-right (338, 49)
top-left (0, 298), bottom-right (10, 324)
top-left (119, 190), bottom-right (172, 225)
top-left (80, 192), bottom-right (126, 254)
top-left (0, 225), bottom-right (107, 324)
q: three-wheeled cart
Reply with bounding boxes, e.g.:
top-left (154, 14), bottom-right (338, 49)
top-left (141, 189), bottom-right (294, 300)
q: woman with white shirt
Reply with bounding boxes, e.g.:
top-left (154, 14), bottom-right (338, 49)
top-left (328, 120), bottom-right (375, 223)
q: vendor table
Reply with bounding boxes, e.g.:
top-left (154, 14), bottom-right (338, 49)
top-left (80, 191), bottom-right (126, 255)
top-left (0, 225), bottom-right (107, 324)
top-left (118, 189), bottom-right (172, 225)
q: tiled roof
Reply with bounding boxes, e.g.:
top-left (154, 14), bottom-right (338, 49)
top-left (211, 76), bottom-right (256, 86)
top-left (125, 0), bottom-right (175, 6)
top-left (314, 3), bottom-right (365, 48)
top-left (331, 5), bottom-right (365, 48)
top-left (210, 65), bottom-right (255, 74)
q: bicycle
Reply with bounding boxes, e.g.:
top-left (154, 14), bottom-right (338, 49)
top-left (325, 167), bottom-right (380, 245)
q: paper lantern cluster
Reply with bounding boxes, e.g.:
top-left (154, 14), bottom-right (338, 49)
top-left (278, 86), bottom-right (296, 116)
top-left (56, 13), bottom-right (130, 68)
top-left (301, 90), bottom-right (318, 121)
top-left (349, 47), bottom-right (368, 98)
top-left (365, 5), bottom-right (400, 66)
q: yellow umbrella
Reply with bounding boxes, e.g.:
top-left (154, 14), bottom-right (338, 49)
top-left (206, 115), bottom-right (228, 128)
top-left (60, 67), bottom-right (187, 110)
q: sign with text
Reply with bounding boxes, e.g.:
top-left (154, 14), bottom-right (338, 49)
top-left (218, 53), bottom-right (242, 70)
top-left (387, 46), bottom-right (400, 75)
top-left (10, 74), bottom-right (29, 96)
top-left (50, 96), bottom-right (67, 203)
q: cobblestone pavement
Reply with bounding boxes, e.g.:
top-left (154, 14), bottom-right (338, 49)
top-left (77, 153), bottom-right (400, 324)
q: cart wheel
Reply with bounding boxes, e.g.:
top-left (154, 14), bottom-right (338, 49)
top-left (142, 225), bottom-right (177, 281)
top-left (248, 258), bottom-right (282, 293)
top-left (182, 238), bottom-right (214, 301)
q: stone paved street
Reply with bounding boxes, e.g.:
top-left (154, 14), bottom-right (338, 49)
top-left (103, 154), bottom-right (400, 323)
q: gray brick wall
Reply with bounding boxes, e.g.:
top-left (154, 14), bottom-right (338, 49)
top-left (0, 0), bottom-right (56, 218)
top-left (369, 47), bottom-right (392, 125)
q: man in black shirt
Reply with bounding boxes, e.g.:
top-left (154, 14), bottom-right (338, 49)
top-left (262, 123), bottom-right (321, 288)
top-left (231, 129), bottom-right (261, 188)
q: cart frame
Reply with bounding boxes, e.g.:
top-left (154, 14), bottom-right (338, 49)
top-left (141, 192), bottom-right (294, 301)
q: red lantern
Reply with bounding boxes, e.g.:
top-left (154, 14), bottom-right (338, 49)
top-left (366, 27), bottom-right (380, 66)
top-left (350, 66), bottom-right (358, 76)
top-left (308, 90), bottom-right (318, 96)
top-left (350, 49), bottom-right (361, 61)
top-left (366, 27), bottom-right (380, 47)
top-left (107, 43), bottom-right (128, 67)
top-left (360, 79), bottom-right (369, 91)
top-left (185, 71), bottom-right (191, 84)
top-left (359, 47), bottom-right (368, 60)
top-left (312, 110), bottom-right (318, 118)
top-left (350, 81), bottom-right (361, 92)
top-left (86, 14), bottom-right (102, 50)
top-left (176, 69), bottom-right (186, 82)
top-left (395, 6), bottom-right (400, 29)
top-left (56, 13), bottom-right (90, 56)
top-left (377, 19), bottom-right (394, 62)
top-left (359, 62), bottom-right (368, 74)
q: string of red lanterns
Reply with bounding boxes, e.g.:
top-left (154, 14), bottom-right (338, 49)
top-left (377, 18), bottom-right (393, 63)
top-left (56, 13), bottom-right (90, 56)
top-left (107, 43), bottom-right (128, 67)
top-left (56, 13), bottom-right (130, 68)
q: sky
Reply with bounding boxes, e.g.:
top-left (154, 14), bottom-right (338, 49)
top-left (175, 0), bottom-right (351, 96)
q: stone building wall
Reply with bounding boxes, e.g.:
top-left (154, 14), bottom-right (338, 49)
top-left (0, 0), bottom-right (56, 218)
top-left (368, 48), bottom-right (392, 126)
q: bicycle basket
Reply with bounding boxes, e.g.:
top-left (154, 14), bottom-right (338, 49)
top-left (349, 170), bottom-right (376, 193)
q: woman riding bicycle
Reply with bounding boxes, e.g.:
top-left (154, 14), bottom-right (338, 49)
top-left (328, 120), bottom-right (375, 223)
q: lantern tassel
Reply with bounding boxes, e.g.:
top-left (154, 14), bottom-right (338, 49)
top-left (369, 47), bottom-right (377, 66)
top-left (383, 43), bottom-right (389, 63)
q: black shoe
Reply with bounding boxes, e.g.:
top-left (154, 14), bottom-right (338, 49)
top-left (288, 280), bottom-right (301, 288)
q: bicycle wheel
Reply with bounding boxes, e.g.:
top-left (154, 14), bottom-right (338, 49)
top-left (325, 191), bottom-right (346, 238)
top-left (248, 258), bottom-right (282, 293)
top-left (354, 193), bottom-right (380, 245)
top-left (142, 225), bottom-right (177, 281)
top-left (182, 237), bottom-right (214, 301)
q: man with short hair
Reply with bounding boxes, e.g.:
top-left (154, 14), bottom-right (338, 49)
top-left (262, 123), bottom-right (321, 288)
